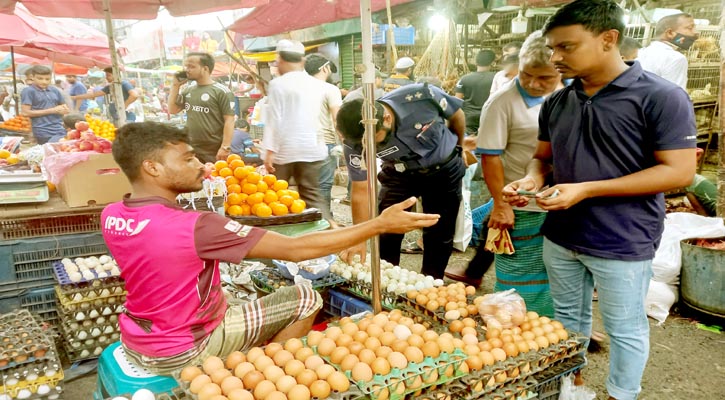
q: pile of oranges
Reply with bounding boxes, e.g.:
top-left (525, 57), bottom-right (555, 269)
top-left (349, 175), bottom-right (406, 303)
top-left (0, 149), bottom-right (19, 165)
top-left (84, 114), bottom-right (116, 141)
top-left (0, 115), bottom-right (30, 132)
top-left (213, 154), bottom-right (307, 218)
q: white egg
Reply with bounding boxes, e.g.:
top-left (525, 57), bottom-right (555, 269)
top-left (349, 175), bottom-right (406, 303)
top-left (98, 335), bottom-right (108, 343)
top-left (69, 322), bottom-right (79, 330)
top-left (111, 267), bottom-right (121, 276)
top-left (0, 394), bottom-right (10, 400)
top-left (26, 373), bottom-right (38, 381)
top-left (386, 283), bottom-right (397, 293)
top-left (64, 264), bottom-right (79, 273)
top-left (5, 378), bottom-right (18, 386)
top-left (114, 286), bottom-right (123, 294)
top-left (406, 284), bottom-right (416, 292)
top-left (89, 310), bottom-right (99, 319)
top-left (393, 325), bottom-right (412, 340)
top-left (111, 397), bottom-right (129, 400)
top-left (342, 270), bottom-right (352, 280)
top-left (96, 271), bottom-right (108, 278)
top-left (36, 384), bottom-right (51, 395)
top-left (100, 288), bottom-right (111, 296)
top-left (61, 257), bottom-right (72, 264)
top-left (71, 341), bottom-right (81, 348)
top-left (132, 388), bottom-right (156, 400)
top-left (16, 389), bottom-right (32, 399)
top-left (74, 257), bottom-right (85, 264)
top-left (433, 279), bottom-right (445, 287)
top-left (99, 255), bottom-right (111, 264)
top-left (45, 369), bottom-right (58, 377)
top-left (75, 312), bottom-right (86, 320)
top-left (93, 347), bottom-right (103, 355)
top-left (77, 330), bottom-right (88, 340)
top-left (80, 349), bottom-right (90, 358)
top-left (425, 275), bottom-right (434, 282)
top-left (414, 281), bottom-right (425, 291)
top-left (102, 307), bottom-right (113, 316)
top-left (69, 272), bottom-right (83, 282)
top-left (97, 317), bottom-right (106, 325)
top-left (91, 327), bottom-right (101, 337)
top-left (82, 270), bottom-right (95, 280)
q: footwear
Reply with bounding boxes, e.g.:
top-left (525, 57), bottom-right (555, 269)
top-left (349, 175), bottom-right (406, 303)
top-left (400, 242), bottom-right (423, 254)
top-left (340, 197), bottom-right (351, 205)
top-left (443, 269), bottom-right (482, 287)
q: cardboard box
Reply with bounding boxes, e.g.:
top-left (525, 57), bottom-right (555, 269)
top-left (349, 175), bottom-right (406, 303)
top-left (58, 153), bottom-right (131, 207)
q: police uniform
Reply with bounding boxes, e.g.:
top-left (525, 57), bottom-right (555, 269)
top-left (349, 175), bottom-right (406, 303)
top-left (343, 83), bottom-right (466, 279)
top-left (383, 74), bottom-right (414, 92)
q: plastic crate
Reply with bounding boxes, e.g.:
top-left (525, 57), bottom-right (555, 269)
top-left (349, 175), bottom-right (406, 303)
top-left (372, 24), bottom-right (415, 45)
top-left (0, 286), bottom-right (59, 327)
top-left (0, 233), bottom-right (108, 296)
top-left (532, 355), bottom-right (586, 400)
top-left (0, 211), bottom-right (103, 240)
top-left (326, 289), bottom-right (372, 317)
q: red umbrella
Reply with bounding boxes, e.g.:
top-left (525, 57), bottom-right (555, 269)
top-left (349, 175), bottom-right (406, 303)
top-left (227, 0), bottom-right (414, 37)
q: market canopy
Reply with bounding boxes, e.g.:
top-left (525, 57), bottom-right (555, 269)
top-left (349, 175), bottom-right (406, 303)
top-left (0, 0), bottom-right (266, 19)
top-left (228, 0), bottom-right (414, 37)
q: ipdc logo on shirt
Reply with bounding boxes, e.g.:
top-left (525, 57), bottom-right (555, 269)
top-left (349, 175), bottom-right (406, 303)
top-left (105, 216), bottom-right (150, 236)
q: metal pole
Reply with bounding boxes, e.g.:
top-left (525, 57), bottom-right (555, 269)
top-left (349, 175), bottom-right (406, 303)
top-left (360, 0), bottom-right (382, 314)
top-left (10, 47), bottom-right (18, 116)
top-left (385, 0), bottom-right (398, 70)
top-left (102, 0), bottom-right (127, 126)
top-left (717, 0), bottom-right (725, 218)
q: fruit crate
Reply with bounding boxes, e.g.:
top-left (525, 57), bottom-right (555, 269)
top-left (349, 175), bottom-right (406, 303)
top-left (326, 289), bottom-right (373, 317)
top-left (0, 209), bottom-right (103, 240)
top-left (0, 233), bottom-right (108, 296)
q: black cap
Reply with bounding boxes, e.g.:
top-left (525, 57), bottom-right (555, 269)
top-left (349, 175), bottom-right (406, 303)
top-left (304, 54), bottom-right (338, 75)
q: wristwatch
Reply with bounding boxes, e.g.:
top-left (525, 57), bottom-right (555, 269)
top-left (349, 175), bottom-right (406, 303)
top-left (221, 145), bottom-right (231, 151)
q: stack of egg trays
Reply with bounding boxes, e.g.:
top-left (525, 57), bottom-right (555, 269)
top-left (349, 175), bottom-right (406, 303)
top-left (0, 310), bottom-right (64, 399)
top-left (58, 303), bottom-right (122, 362)
top-left (54, 284), bottom-right (126, 315)
top-left (250, 268), bottom-right (346, 294)
top-left (344, 281), bottom-right (397, 310)
top-left (419, 376), bottom-right (538, 400)
top-left (313, 345), bottom-right (468, 400)
top-left (52, 261), bottom-right (124, 290)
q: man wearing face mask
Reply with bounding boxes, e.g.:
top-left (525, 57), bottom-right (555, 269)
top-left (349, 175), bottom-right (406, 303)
top-left (336, 83), bottom-right (466, 279)
top-left (637, 13), bottom-right (698, 89)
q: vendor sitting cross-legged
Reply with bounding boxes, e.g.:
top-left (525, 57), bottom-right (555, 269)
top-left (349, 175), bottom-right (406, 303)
top-left (101, 121), bottom-right (439, 373)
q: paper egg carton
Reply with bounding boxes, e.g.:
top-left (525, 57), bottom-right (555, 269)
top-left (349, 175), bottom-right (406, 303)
top-left (0, 363), bottom-right (64, 400)
top-left (54, 285), bottom-right (126, 313)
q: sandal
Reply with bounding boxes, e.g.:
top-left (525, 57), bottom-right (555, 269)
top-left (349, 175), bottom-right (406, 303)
top-left (401, 243), bottom-right (423, 254)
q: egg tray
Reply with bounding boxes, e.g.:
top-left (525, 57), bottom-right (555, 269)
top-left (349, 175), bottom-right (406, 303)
top-left (56, 299), bottom-right (124, 324)
top-left (58, 318), bottom-right (119, 344)
top-left (0, 383), bottom-right (63, 400)
top-left (314, 346), bottom-right (468, 400)
top-left (52, 261), bottom-right (124, 289)
top-left (395, 301), bottom-right (446, 332)
top-left (54, 285), bottom-right (126, 314)
top-left (0, 311), bottom-right (55, 372)
top-left (343, 282), bottom-right (397, 310)
top-left (103, 388), bottom-right (187, 400)
top-left (0, 368), bottom-right (64, 398)
top-left (419, 375), bottom-right (538, 400)
top-left (0, 347), bottom-right (59, 375)
top-left (396, 295), bottom-right (480, 327)
top-left (61, 340), bottom-right (106, 362)
top-left (250, 268), bottom-right (346, 294)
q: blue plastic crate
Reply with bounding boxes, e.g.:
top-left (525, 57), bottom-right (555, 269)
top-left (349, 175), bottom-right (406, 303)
top-left (0, 285), bottom-right (58, 325)
top-left (0, 233), bottom-right (108, 296)
top-left (372, 24), bottom-right (415, 45)
top-left (326, 289), bottom-right (372, 317)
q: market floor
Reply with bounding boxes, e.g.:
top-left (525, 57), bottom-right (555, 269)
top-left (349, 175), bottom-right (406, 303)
top-left (62, 186), bottom-right (725, 399)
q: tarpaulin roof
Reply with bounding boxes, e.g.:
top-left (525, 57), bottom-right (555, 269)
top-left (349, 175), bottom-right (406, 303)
top-left (228, 0), bottom-right (414, 37)
top-left (0, 0), bottom-right (266, 19)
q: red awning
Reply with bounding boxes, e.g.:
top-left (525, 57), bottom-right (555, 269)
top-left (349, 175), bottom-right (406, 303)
top-left (228, 0), bottom-right (414, 37)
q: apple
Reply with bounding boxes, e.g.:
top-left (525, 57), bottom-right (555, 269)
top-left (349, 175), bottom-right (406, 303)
top-left (92, 142), bottom-right (102, 152)
top-left (98, 140), bottom-right (112, 151)
top-left (80, 131), bottom-right (96, 141)
top-left (78, 140), bottom-right (94, 151)
top-left (67, 129), bottom-right (81, 140)
top-left (75, 121), bottom-right (90, 132)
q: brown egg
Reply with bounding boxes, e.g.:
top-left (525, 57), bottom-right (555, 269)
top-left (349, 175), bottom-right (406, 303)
top-left (405, 334), bottom-right (424, 349)
top-left (555, 328), bottom-right (569, 341)
top-left (253, 355), bottom-right (274, 372)
top-left (466, 304), bottom-right (479, 316)
top-left (262, 365), bottom-right (285, 383)
top-left (516, 341), bottom-right (531, 354)
top-left (479, 350), bottom-right (495, 366)
top-left (304, 355), bottom-right (325, 371)
top-left (221, 376), bottom-right (244, 395)
top-left (241, 370), bottom-right (264, 391)
top-left (372, 386), bottom-right (390, 400)
top-left (449, 320), bottom-right (464, 333)
top-left (358, 348), bottom-right (377, 365)
top-left (210, 368), bottom-right (232, 385)
top-left (180, 366), bottom-right (203, 382)
top-left (272, 349), bottom-right (294, 367)
top-left (339, 353), bottom-right (359, 372)
top-left (356, 318), bottom-right (371, 332)
top-left (488, 338), bottom-right (503, 349)
top-left (398, 316), bottom-right (415, 327)
top-left (316, 338), bottom-right (337, 357)
top-left (266, 391), bottom-right (286, 400)
top-left (535, 335), bottom-right (550, 349)
top-left (347, 341), bottom-right (365, 356)
top-left (245, 347), bottom-right (265, 364)
top-left (465, 354), bottom-right (483, 371)
top-left (371, 357), bottom-right (391, 375)
top-left (325, 326), bottom-right (343, 341)
top-left (421, 330), bottom-right (439, 342)
top-left (378, 331), bottom-right (397, 347)
top-left (551, 320), bottom-right (565, 330)
top-left (403, 347), bottom-right (424, 364)
top-left (227, 388), bottom-right (254, 400)
top-left (464, 344), bottom-right (480, 356)
top-left (388, 309), bottom-right (403, 321)
top-left (521, 331), bottom-right (536, 341)
top-left (287, 384), bottom-right (311, 400)
top-left (234, 362), bottom-right (256, 380)
top-left (364, 336), bottom-right (382, 351)
top-left (197, 382), bottom-right (222, 400)
top-left (546, 332), bottom-right (561, 346)
top-left (462, 333), bottom-right (478, 346)
top-left (366, 324), bottom-right (384, 338)
top-left (485, 328), bottom-right (501, 340)
top-left (294, 347), bottom-right (314, 362)
top-left (387, 351), bottom-right (408, 369)
top-left (375, 345), bottom-right (393, 359)
top-left (526, 311), bottom-right (540, 320)
top-left (527, 339), bottom-right (540, 351)
top-left (283, 359), bottom-right (306, 377)
top-left (461, 327), bottom-right (477, 338)
top-left (353, 330), bottom-right (369, 343)
top-left (458, 307), bottom-right (469, 318)
top-left (490, 348), bottom-right (507, 362)
top-left (304, 331), bottom-right (324, 347)
top-left (541, 324), bottom-right (555, 334)
top-left (203, 356), bottom-right (226, 375)
top-left (263, 343), bottom-right (283, 358)
top-left (327, 371), bottom-right (350, 392)
top-left (421, 341), bottom-right (440, 359)
top-left (253, 380), bottom-right (276, 400)
top-left (390, 339), bottom-right (409, 353)
top-left (329, 346), bottom-right (350, 364)
top-left (275, 375), bottom-right (297, 394)
top-left (436, 336), bottom-right (454, 354)
top-left (190, 374), bottom-right (212, 394)
top-left (295, 369), bottom-right (318, 387)
top-left (335, 334), bottom-right (354, 348)
top-left (503, 342), bottom-right (519, 358)
top-left (372, 312), bottom-right (389, 326)
top-left (351, 362), bottom-right (373, 382)
top-left (383, 321), bottom-right (398, 333)
top-left (225, 351), bottom-right (246, 370)
top-left (284, 338), bottom-right (305, 354)
top-left (315, 363), bottom-right (336, 380)
top-left (501, 334), bottom-right (514, 344)
top-left (477, 340), bottom-right (493, 352)
top-left (309, 379), bottom-right (331, 399)
top-left (341, 322), bottom-right (359, 336)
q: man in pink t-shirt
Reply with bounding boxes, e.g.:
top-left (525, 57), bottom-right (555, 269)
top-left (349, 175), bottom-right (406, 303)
top-left (102, 122), bottom-right (440, 373)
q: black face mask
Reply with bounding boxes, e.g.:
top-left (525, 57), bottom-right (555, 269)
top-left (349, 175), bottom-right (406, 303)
top-left (670, 33), bottom-right (697, 50)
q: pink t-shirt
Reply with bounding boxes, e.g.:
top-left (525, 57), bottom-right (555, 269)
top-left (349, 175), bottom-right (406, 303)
top-left (101, 195), bottom-right (266, 357)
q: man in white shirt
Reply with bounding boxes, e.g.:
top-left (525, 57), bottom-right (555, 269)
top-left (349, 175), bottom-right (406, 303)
top-left (637, 13), bottom-right (698, 89)
top-left (262, 40), bottom-right (329, 214)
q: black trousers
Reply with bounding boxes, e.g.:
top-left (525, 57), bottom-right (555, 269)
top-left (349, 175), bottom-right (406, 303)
top-left (377, 154), bottom-right (466, 279)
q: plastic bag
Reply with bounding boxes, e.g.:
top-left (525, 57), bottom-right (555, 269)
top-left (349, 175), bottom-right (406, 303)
top-left (645, 280), bottom-right (678, 324)
top-left (453, 184), bottom-right (473, 251)
top-left (558, 374), bottom-right (596, 400)
top-left (41, 141), bottom-right (92, 185)
top-left (476, 289), bottom-right (527, 329)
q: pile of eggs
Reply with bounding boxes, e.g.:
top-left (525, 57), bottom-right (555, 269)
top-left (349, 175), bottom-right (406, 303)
top-left (405, 282), bottom-right (478, 319)
top-left (178, 339), bottom-right (350, 400)
top-left (60, 255), bottom-right (120, 282)
top-left (330, 257), bottom-right (444, 295)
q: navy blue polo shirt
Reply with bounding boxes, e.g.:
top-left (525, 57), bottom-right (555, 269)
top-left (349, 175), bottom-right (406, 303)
top-left (21, 85), bottom-right (66, 142)
top-left (539, 62), bottom-right (696, 261)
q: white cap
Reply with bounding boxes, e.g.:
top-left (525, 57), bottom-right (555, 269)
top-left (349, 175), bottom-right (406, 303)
top-left (395, 57), bottom-right (415, 69)
top-left (276, 39), bottom-right (305, 55)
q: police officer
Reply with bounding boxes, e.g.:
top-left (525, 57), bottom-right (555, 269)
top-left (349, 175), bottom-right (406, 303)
top-left (383, 57), bottom-right (416, 92)
top-left (337, 83), bottom-right (467, 279)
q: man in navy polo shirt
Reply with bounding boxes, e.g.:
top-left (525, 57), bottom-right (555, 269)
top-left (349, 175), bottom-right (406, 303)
top-left (20, 65), bottom-right (69, 144)
top-left (503, 1), bottom-right (696, 399)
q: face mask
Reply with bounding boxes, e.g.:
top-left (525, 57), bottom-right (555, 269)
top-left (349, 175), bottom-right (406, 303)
top-left (670, 33), bottom-right (697, 50)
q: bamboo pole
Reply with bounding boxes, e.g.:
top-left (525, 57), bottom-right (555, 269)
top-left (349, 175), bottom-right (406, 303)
top-left (102, 0), bottom-right (126, 126)
top-left (10, 47), bottom-right (18, 116)
top-left (717, 0), bottom-right (725, 217)
top-left (385, 0), bottom-right (398, 70)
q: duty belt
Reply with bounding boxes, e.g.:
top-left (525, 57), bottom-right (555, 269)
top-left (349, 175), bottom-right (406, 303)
top-left (386, 146), bottom-right (460, 174)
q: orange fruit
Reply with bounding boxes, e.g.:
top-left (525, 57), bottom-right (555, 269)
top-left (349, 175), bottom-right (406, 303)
top-left (238, 193), bottom-right (248, 203)
top-left (246, 172), bottom-right (261, 184)
top-left (46, 181), bottom-right (56, 192)
top-left (240, 204), bottom-right (251, 216)
top-left (263, 175), bottom-right (277, 186)
top-left (229, 160), bottom-right (245, 170)
top-left (273, 180), bottom-right (288, 191)
top-left (263, 191), bottom-right (278, 204)
top-left (214, 160), bottom-right (228, 171)
top-left (279, 195), bottom-right (294, 207)
top-left (247, 192), bottom-right (265, 205)
top-left (271, 203), bottom-right (288, 216)
top-left (227, 193), bottom-right (243, 205)
top-left (233, 167), bottom-right (250, 180)
top-left (289, 190), bottom-right (300, 200)
top-left (227, 154), bottom-right (242, 163)
top-left (6, 155), bottom-right (19, 165)
top-left (242, 183), bottom-right (258, 195)
top-left (290, 199), bottom-right (306, 213)
top-left (227, 184), bottom-right (242, 194)
top-left (227, 205), bottom-right (243, 216)
top-left (218, 167), bottom-right (233, 178)
top-left (255, 203), bottom-right (273, 218)
top-left (211, 170), bottom-right (219, 177)
top-left (256, 181), bottom-right (268, 193)
top-left (0, 149), bottom-right (10, 159)
top-left (276, 189), bottom-right (290, 198)
top-left (226, 176), bottom-right (240, 186)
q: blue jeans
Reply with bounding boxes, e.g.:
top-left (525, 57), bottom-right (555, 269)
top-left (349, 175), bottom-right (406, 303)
top-left (318, 144), bottom-right (337, 220)
top-left (543, 238), bottom-right (652, 400)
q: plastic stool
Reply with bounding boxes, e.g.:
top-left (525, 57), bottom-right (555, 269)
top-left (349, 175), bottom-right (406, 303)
top-left (93, 342), bottom-right (179, 400)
